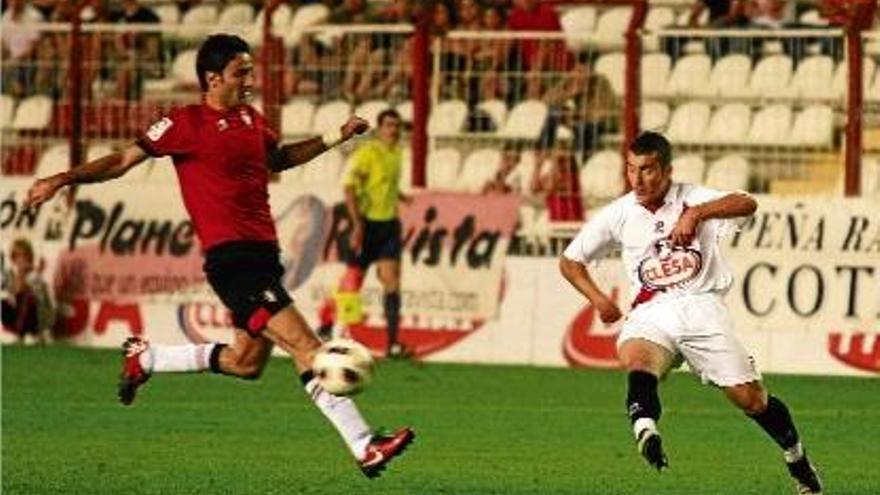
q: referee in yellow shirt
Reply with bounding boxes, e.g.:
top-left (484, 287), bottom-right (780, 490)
top-left (334, 109), bottom-right (410, 357)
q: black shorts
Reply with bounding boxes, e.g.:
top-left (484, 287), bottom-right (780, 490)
top-left (348, 219), bottom-right (402, 270)
top-left (203, 241), bottom-right (292, 336)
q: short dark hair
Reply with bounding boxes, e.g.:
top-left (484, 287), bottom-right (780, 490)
top-left (629, 131), bottom-right (671, 167)
top-left (196, 34), bottom-right (251, 91)
top-left (377, 108), bottom-right (402, 126)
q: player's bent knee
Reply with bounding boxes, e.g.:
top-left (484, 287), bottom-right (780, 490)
top-left (229, 361), bottom-right (265, 380)
top-left (728, 384), bottom-right (768, 414)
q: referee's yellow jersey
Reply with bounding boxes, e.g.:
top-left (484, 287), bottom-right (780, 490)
top-left (343, 139), bottom-right (402, 221)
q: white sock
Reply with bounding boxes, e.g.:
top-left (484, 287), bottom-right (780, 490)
top-left (633, 417), bottom-right (658, 440)
top-left (783, 441), bottom-right (804, 463)
top-left (304, 378), bottom-right (372, 459)
top-left (139, 343), bottom-right (216, 373)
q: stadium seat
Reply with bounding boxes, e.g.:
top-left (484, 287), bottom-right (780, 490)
top-left (671, 154), bottom-right (706, 184)
top-left (641, 53), bottom-right (672, 97)
top-left (592, 7), bottom-right (631, 50)
top-left (153, 4), bottom-right (180, 24)
top-left (703, 103), bottom-right (751, 144)
top-left (34, 144), bottom-right (70, 177)
top-left (395, 100), bottom-right (413, 123)
top-left (560, 6), bottom-right (596, 52)
top-left (281, 99), bottom-right (316, 137)
top-left (665, 102), bottom-right (710, 143)
top-left (640, 101), bottom-right (670, 132)
top-left (427, 148), bottom-right (462, 190)
top-left (354, 100), bottom-right (392, 128)
top-left (787, 55), bottom-right (833, 99)
top-left (285, 3), bottom-right (331, 46)
top-left (747, 104), bottom-right (792, 145)
top-left (144, 156), bottom-right (178, 184)
top-left (831, 57), bottom-right (875, 99)
top-left (1, 94), bottom-right (14, 129)
top-left (580, 150), bottom-right (624, 202)
top-left (12, 95), bottom-right (53, 130)
top-left (476, 99), bottom-right (508, 131)
top-left (254, 3), bottom-right (293, 31)
top-left (868, 68), bottom-right (880, 102)
top-left (312, 100), bottom-right (352, 134)
top-left (177, 4), bottom-right (218, 40)
top-left (428, 99), bottom-right (468, 137)
top-left (667, 54), bottom-right (712, 97)
top-left (170, 49), bottom-right (199, 88)
top-left (745, 55), bottom-right (793, 99)
top-left (705, 154), bottom-right (750, 190)
top-left (798, 9), bottom-right (828, 26)
top-left (701, 54), bottom-right (752, 98)
top-left (303, 148), bottom-right (344, 187)
top-left (457, 148), bottom-right (501, 193)
top-left (594, 52), bottom-right (625, 96)
top-left (218, 3), bottom-right (254, 27)
top-left (790, 104), bottom-right (833, 146)
top-left (643, 7), bottom-right (675, 51)
top-left (499, 100), bottom-right (548, 140)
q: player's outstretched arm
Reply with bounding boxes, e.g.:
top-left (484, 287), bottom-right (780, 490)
top-left (669, 192), bottom-right (757, 246)
top-left (268, 115), bottom-right (369, 172)
top-left (559, 256), bottom-right (622, 324)
top-left (25, 144), bottom-right (149, 208)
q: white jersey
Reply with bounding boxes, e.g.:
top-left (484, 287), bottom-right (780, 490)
top-left (563, 183), bottom-right (746, 306)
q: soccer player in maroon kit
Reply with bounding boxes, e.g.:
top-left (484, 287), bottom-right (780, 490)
top-left (25, 34), bottom-right (413, 478)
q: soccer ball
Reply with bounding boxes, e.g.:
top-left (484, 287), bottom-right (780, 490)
top-left (313, 338), bottom-right (375, 396)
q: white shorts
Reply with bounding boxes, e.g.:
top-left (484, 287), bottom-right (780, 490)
top-left (617, 293), bottom-right (761, 387)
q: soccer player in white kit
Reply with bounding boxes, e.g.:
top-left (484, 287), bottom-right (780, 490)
top-left (560, 132), bottom-right (823, 494)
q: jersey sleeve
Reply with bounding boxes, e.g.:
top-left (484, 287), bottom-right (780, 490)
top-left (250, 107), bottom-right (280, 151)
top-left (682, 184), bottom-right (751, 239)
top-left (343, 145), bottom-right (370, 189)
top-left (136, 108), bottom-right (194, 157)
top-left (562, 202), bottom-right (620, 264)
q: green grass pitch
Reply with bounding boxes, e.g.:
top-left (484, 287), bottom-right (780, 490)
top-left (3, 345), bottom-right (878, 495)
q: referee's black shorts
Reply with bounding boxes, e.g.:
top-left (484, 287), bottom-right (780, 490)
top-left (348, 218), bottom-right (402, 271)
top-left (203, 241), bottom-right (292, 336)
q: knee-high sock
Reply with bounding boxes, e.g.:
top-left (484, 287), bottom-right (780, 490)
top-left (383, 291), bottom-right (401, 349)
top-left (748, 395), bottom-right (804, 462)
top-left (139, 343), bottom-right (217, 373)
top-left (301, 371), bottom-right (372, 459)
top-left (626, 371), bottom-right (661, 437)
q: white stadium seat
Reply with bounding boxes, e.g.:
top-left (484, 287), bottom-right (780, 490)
top-left (702, 54), bottom-right (752, 98)
top-left (868, 67), bottom-right (880, 102)
top-left (798, 9), bottom-right (828, 26)
top-left (428, 99), bottom-right (468, 137)
top-left (154, 4), bottom-right (180, 24)
top-left (476, 99), bottom-right (508, 131)
top-left (645, 6), bottom-right (675, 31)
top-left (354, 100), bottom-right (392, 128)
top-left (428, 148), bottom-right (462, 190)
top-left (86, 144), bottom-right (113, 162)
top-left (748, 104), bottom-right (792, 145)
top-left (281, 99), bottom-right (315, 136)
top-left (395, 100), bottom-right (413, 123)
top-left (832, 57), bottom-right (875, 99)
top-left (640, 101), bottom-right (670, 132)
top-left (311, 100), bottom-right (352, 134)
top-left (787, 55), bottom-right (833, 99)
top-left (665, 102), bottom-right (710, 143)
top-left (177, 4), bottom-right (218, 40)
top-left (304, 148), bottom-right (344, 187)
top-left (35, 144), bottom-right (70, 178)
top-left (285, 3), bottom-right (331, 46)
top-left (144, 156), bottom-right (178, 184)
top-left (1, 94), bottom-right (15, 129)
top-left (580, 150), bottom-right (624, 202)
top-left (790, 104), bottom-right (833, 146)
top-left (592, 7), bottom-right (630, 50)
top-left (703, 103), bottom-right (751, 145)
top-left (499, 100), bottom-right (548, 140)
top-left (641, 53), bottom-right (672, 97)
top-left (671, 154), bottom-right (706, 184)
top-left (457, 148), bottom-right (501, 193)
top-left (171, 49), bottom-right (199, 87)
top-left (218, 3), bottom-right (254, 26)
top-left (667, 54), bottom-right (712, 97)
top-left (12, 95), bottom-right (53, 130)
top-left (594, 52), bottom-right (625, 96)
top-left (705, 154), bottom-right (750, 191)
top-left (745, 55), bottom-right (793, 99)
top-left (560, 6), bottom-right (596, 52)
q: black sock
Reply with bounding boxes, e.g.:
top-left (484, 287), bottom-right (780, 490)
top-left (748, 395), bottom-right (800, 451)
top-left (208, 343), bottom-right (228, 374)
top-left (626, 371), bottom-right (661, 424)
top-left (383, 291), bottom-right (401, 350)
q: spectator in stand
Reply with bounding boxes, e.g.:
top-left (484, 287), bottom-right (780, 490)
top-left (474, 5), bottom-right (512, 101)
top-left (31, 0), bottom-right (55, 19)
top-left (745, 0), bottom-right (795, 29)
top-left (329, 0), bottom-right (375, 23)
top-left (111, 0), bottom-right (162, 100)
top-left (1, 0), bottom-right (44, 97)
top-left (482, 144), bottom-right (524, 195)
top-left (688, 0), bottom-right (747, 27)
top-left (507, 0), bottom-right (572, 101)
top-left (531, 144), bottom-right (584, 222)
top-left (538, 58), bottom-right (617, 164)
top-left (2, 238), bottom-right (55, 344)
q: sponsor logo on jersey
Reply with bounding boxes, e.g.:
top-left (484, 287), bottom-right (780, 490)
top-left (146, 117), bottom-right (173, 141)
top-left (637, 238), bottom-right (702, 291)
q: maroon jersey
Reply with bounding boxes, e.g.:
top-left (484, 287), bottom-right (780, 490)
top-left (137, 104), bottom-right (279, 251)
